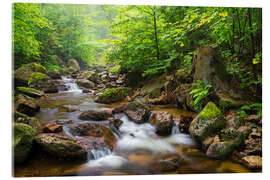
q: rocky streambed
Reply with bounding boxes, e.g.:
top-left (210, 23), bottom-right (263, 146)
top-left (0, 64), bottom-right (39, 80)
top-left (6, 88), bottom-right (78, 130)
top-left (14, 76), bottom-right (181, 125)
top-left (13, 76), bottom-right (258, 177)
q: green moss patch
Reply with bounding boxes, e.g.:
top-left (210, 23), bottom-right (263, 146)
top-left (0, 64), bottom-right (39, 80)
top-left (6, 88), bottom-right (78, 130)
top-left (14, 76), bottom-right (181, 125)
top-left (200, 102), bottom-right (222, 120)
top-left (28, 72), bottom-right (49, 86)
top-left (96, 87), bottom-right (132, 104)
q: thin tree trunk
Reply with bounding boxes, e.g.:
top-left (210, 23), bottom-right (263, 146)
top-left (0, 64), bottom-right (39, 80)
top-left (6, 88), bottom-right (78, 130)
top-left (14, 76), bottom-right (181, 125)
top-left (232, 9), bottom-right (235, 55)
top-left (248, 8), bottom-right (255, 59)
top-left (153, 6), bottom-right (160, 60)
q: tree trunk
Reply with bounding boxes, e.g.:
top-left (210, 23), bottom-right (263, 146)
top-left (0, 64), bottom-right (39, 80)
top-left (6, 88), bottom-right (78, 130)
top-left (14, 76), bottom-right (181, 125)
top-left (153, 6), bottom-right (160, 60)
top-left (248, 8), bottom-right (255, 59)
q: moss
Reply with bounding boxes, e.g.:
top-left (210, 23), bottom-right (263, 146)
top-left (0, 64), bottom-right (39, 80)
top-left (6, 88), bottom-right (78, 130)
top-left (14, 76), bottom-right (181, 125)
top-left (200, 102), bottom-right (222, 120)
top-left (149, 88), bottom-right (161, 99)
top-left (13, 123), bottom-right (36, 163)
top-left (17, 87), bottom-right (44, 96)
top-left (109, 65), bottom-right (121, 74)
top-left (125, 101), bottom-right (150, 111)
top-left (31, 63), bottom-right (47, 73)
top-left (98, 87), bottom-right (132, 103)
top-left (219, 128), bottom-right (244, 147)
top-left (28, 72), bottom-right (49, 85)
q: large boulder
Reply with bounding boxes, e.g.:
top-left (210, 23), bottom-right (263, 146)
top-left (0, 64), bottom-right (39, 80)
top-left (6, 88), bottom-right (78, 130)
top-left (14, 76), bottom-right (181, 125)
top-left (14, 63), bottom-right (47, 87)
top-left (42, 122), bottom-right (63, 133)
top-left (95, 87), bottom-right (132, 104)
top-left (14, 111), bottom-right (41, 131)
top-left (76, 79), bottom-right (95, 89)
top-left (192, 46), bottom-right (249, 110)
top-left (13, 123), bottom-right (36, 164)
top-left (124, 101), bottom-right (150, 123)
top-left (16, 94), bottom-right (40, 116)
top-left (58, 105), bottom-right (79, 112)
top-left (148, 155), bottom-right (181, 173)
top-left (206, 128), bottom-right (244, 159)
top-left (35, 133), bottom-right (87, 159)
top-left (47, 69), bottom-right (61, 79)
top-left (67, 59), bottom-right (80, 71)
top-left (150, 111), bottom-right (174, 136)
top-left (79, 109), bottom-right (113, 121)
top-left (28, 73), bottom-right (58, 93)
top-left (241, 155), bottom-right (262, 169)
top-left (189, 102), bottom-right (225, 141)
top-left (68, 123), bottom-right (117, 151)
top-left (16, 87), bottom-right (45, 98)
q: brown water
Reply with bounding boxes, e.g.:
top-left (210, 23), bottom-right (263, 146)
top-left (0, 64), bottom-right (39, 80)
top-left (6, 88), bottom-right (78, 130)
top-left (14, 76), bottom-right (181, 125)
top-left (14, 77), bottom-right (254, 177)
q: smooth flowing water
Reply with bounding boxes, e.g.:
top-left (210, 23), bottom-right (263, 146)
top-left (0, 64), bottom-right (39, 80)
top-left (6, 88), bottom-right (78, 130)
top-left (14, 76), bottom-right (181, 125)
top-left (14, 77), bottom-right (252, 177)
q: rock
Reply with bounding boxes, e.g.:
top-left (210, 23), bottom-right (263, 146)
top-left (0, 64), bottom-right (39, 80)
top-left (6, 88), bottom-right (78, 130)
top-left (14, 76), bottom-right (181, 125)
top-left (150, 111), bottom-right (174, 136)
top-left (47, 69), bottom-right (61, 79)
top-left (178, 115), bottom-right (193, 133)
top-left (43, 122), bottom-right (63, 133)
top-left (13, 123), bottom-right (36, 164)
top-left (219, 128), bottom-right (245, 146)
top-left (55, 119), bottom-right (74, 125)
top-left (109, 118), bottom-right (123, 129)
top-left (193, 46), bottom-right (249, 109)
top-left (206, 129), bottom-right (244, 159)
top-left (14, 62), bottom-right (47, 87)
top-left (35, 133), bottom-right (87, 159)
top-left (58, 105), bottom-right (79, 112)
top-left (68, 123), bottom-right (117, 151)
top-left (148, 155), bottom-right (181, 173)
top-left (67, 59), bottom-right (80, 71)
top-left (76, 79), bottom-right (95, 89)
top-left (242, 156), bottom-right (262, 169)
top-left (95, 87), bottom-right (132, 104)
top-left (240, 138), bottom-right (262, 156)
top-left (79, 109), bottom-right (113, 121)
top-left (124, 101), bottom-right (150, 123)
top-left (206, 142), bottom-right (234, 159)
top-left (16, 87), bottom-right (45, 98)
top-left (226, 115), bottom-right (243, 129)
top-left (202, 136), bottom-right (214, 151)
top-left (29, 77), bottom-right (58, 93)
top-left (237, 126), bottom-right (252, 137)
top-left (14, 111), bottom-right (41, 130)
top-left (193, 46), bottom-right (231, 91)
top-left (108, 73), bottom-right (118, 81)
top-left (246, 115), bottom-right (262, 124)
top-left (189, 102), bottom-right (225, 141)
top-left (16, 94), bottom-right (40, 116)
top-left (88, 73), bottom-right (100, 84)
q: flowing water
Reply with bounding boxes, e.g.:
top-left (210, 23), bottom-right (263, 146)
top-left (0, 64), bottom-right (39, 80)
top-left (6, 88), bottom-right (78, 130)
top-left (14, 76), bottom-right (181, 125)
top-left (14, 77), bottom-right (253, 177)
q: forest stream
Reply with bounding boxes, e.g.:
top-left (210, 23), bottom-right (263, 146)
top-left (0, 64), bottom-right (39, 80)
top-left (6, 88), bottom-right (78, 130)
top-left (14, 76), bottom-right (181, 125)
top-left (14, 77), bottom-right (253, 177)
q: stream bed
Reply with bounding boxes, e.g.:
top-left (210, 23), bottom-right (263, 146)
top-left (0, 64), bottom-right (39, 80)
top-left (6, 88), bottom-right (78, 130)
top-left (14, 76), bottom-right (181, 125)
top-left (14, 77), bottom-right (252, 177)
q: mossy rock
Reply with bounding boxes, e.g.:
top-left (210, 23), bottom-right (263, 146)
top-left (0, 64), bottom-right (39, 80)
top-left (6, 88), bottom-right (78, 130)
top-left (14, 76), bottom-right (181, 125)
top-left (14, 111), bottom-right (41, 131)
top-left (148, 88), bottom-right (162, 99)
top-left (28, 72), bottom-right (49, 86)
top-left (206, 141), bottom-right (235, 159)
top-left (47, 68), bottom-right (61, 79)
top-left (124, 101), bottom-right (150, 123)
top-left (219, 128), bottom-right (244, 147)
top-left (95, 87), bottom-right (132, 104)
top-left (14, 63), bottom-right (47, 87)
top-left (67, 59), bottom-right (80, 71)
top-left (189, 102), bottom-right (225, 141)
top-left (13, 123), bottom-right (36, 164)
top-left (16, 87), bottom-right (45, 98)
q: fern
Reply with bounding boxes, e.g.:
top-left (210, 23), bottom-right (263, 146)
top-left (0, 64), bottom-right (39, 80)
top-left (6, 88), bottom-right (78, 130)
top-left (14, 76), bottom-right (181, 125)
top-left (189, 80), bottom-right (212, 111)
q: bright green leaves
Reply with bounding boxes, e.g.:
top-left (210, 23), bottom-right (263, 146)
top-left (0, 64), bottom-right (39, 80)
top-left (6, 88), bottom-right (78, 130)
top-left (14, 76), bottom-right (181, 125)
top-left (189, 80), bottom-right (213, 112)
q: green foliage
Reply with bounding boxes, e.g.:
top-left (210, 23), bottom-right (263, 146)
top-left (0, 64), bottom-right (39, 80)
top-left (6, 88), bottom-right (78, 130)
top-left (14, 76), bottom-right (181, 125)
top-left (109, 65), bottom-right (121, 74)
top-left (237, 103), bottom-right (262, 117)
top-left (189, 80), bottom-right (213, 111)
